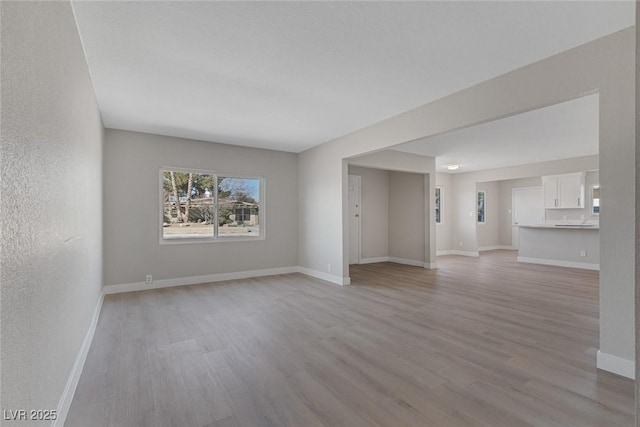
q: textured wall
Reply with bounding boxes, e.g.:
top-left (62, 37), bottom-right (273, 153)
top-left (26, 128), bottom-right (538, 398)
top-left (103, 129), bottom-right (298, 286)
top-left (1, 1), bottom-right (104, 423)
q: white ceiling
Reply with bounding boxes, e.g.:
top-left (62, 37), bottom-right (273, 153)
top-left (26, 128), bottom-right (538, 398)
top-left (391, 93), bottom-right (599, 173)
top-left (71, 1), bottom-right (633, 153)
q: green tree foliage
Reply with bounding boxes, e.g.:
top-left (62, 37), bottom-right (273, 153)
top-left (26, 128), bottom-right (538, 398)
top-left (162, 172), bottom-right (214, 199)
top-left (162, 172), bottom-right (258, 225)
top-left (163, 171), bottom-right (215, 223)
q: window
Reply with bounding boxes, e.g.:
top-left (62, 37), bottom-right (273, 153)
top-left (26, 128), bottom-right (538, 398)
top-left (161, 169), bottom-right (263, 242)
top-left (435, 186), bottom-right (442, 224)
top-left (592, 185), bottom-right (600, 215)
top-left (477, 190), bottom-right (486, 224)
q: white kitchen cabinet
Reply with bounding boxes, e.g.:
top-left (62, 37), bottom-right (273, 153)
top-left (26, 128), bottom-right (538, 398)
top-left (543, 173), bottom-right (585, 209)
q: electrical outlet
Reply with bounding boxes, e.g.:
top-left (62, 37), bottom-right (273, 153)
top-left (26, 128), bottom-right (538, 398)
top-left (580, 250), bottom-right (587, 257)
top-left (145, 275), bottom-right (153, 284)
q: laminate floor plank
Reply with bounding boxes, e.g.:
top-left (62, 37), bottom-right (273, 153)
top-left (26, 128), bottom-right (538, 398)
top-left (66, 251), bottom-right (634, 427)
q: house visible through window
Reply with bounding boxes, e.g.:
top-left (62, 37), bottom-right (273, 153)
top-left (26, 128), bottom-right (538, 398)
top-left (161, 169), bottom-right (262, 242)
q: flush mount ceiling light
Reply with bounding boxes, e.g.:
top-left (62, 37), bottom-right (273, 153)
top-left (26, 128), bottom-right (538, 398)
top-left (446, 164), bottom-right (460, 171)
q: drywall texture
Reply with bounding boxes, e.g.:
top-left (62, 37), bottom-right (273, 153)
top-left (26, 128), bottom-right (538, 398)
top-left (347, 166), bottom-right (389, 260)
top-left (1, 1), bottom-right (104, 421)
top-left (389, 171), bottom-right (425, 263)
top-left (299, 28), bottom-right (634, 364)
top-left (103, 129), bottom-right (298, 286)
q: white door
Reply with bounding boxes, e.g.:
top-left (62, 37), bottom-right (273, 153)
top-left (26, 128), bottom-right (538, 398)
top-left (348, 175), bottom-right (361, 264)
top-left (512, 187), bottom-right (544, 249)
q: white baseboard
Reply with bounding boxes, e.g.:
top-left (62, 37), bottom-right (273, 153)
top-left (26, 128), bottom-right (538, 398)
top-left (388, 257), bottom-right (424, 267)
top-left (297, 267), bottom-right (350, 285)
top-left (478, 245), bottom-right (514, 251)
top-left (104, 266), bottom-right (299, 294)
top-left (437, 250), bottom-right (480, 257)
top-left (359, 256), bottom-right (390, 264)
top-left (517, 256), bottom-right (599, 271)
top-left (359, 256), bottom-right (429, 268)
top-left (596, 350), bottom-right (635, 379)
top-left (54, 292), bottom-right (104, 427)
top-left (358, 257), bottom-right (436, 269)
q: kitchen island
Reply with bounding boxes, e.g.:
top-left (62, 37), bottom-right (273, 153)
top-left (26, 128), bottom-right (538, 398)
top-left (517, 224), bottom-right (599, 270)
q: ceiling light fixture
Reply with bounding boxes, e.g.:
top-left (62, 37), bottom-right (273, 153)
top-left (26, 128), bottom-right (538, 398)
top-left (446, 164), bottom-right (460, 171)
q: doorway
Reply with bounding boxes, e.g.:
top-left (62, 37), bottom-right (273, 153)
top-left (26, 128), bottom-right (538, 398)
top-left (348, 174), bottom-right (361, 264)
top-left (512, 186), bottom-right (544, 249)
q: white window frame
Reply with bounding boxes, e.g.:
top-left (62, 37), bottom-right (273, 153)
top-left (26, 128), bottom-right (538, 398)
top-left (159, 167), bottom-right (265, 245)
top-left (477, 190), bottom-right (487, 224)
top-left (435, 185), bottom-right (443, 224)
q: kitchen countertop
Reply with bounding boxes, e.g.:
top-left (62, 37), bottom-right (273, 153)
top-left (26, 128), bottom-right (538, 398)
top-left (518, 224), bottom-right (599, 230)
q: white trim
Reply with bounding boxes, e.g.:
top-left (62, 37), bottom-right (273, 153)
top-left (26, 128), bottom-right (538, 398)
top-left (478, 245), bottom-right (514, 251)
top-left (104, 266), bottom-right (298, 294)
top-left (54, 292), bottom-right (104, 427)
top-left (596, 350), bottom-right (635, 379)
top-left (437, 250), bottom-right (480, 257)
top-left (477, 189), bottom-right (487, 224)
top-left (435, 185), bottom-right (443, 224)
top-left (358, 257), bottom-right (436, 269)
top-left (297, 267), bottom-right (350, 286)
top-left (158, 168), bottom-right (266, 245)
top-left (517, 256), bottom-right (599, 271)
top-left (388, 257), bottom-right (424, 267)
top-left (348, 174), bottom-right (362, 265)
top-left (359, 256), bottom-right (390, 264)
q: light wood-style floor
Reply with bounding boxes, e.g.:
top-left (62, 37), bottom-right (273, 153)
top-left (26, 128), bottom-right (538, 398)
top-left (67, 251), bottom-right (634, 427)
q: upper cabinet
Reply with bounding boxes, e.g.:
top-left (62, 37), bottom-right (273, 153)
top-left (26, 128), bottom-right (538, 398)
top-left (543, 173), bottom-right (585, 209)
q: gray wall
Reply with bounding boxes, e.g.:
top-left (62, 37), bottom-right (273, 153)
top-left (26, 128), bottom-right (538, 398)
top-left (449, 155), bottom-right (599, 254)
top-left (299, 28), bottom-right (635, 364)
top-left (1, 0), bottom-right (104, 419)
top-left (348, 166), bottom-right (389, 260)
top-left (103, 129), bottom-right (298, 286)
top-left (440, 163), bottom-right (595, 251)
top-left (348, 149), bottom-right (436, 270)
top-left (519, 227), bottom-right (599, 267)
top-left (389, 171), bottom-right (425, 263)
